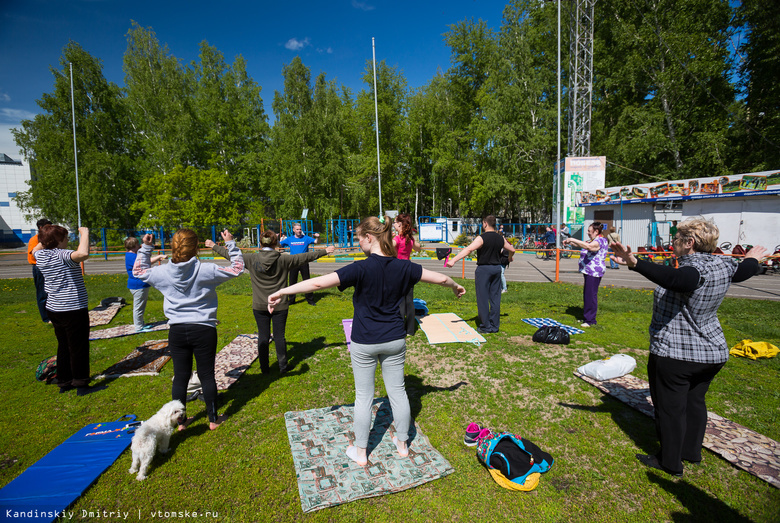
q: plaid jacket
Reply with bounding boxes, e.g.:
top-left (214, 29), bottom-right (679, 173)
top-left (649, 253), bottom-right (738, 364)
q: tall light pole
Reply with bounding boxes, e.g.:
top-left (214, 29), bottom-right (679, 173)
top-left (70, 62), bottom-right (82, 227)
top-left (372, 37), bottom-right (383, 217)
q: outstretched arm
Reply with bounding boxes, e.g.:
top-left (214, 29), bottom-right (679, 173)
top-left (419, 268), bottom-right (466, 298)
top-left (70, 227), bottom-right (90, 263)
top-left (268, 272), bottom-right (341, 312)
top-left (447, 236), bottom-right (483, 267)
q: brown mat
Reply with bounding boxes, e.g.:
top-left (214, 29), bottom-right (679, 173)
top-left (88, 302), bottom-right (124, 327)
top-left (417, 313), bottom-right (486, 344)
top-left (90, 320), bottom-right (169, 340)
top-left (574, 371), bottom-right (780, 488)
top-left (95, 340), bottom-right (171, 379)
top-left (214, 334), bottom-right (258, 390)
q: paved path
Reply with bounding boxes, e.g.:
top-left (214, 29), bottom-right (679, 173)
top-left (2, 250), bottom-right (778, 301)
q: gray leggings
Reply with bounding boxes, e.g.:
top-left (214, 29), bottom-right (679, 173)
top-left (350, 338), bottom-right (410, 448)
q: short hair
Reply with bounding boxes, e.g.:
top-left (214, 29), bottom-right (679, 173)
top-left (483, 215), bottom-right (497, 228)
top-left (170, 229), bottom-right (199, 263)
top-left (259, 230), bottom-right (278, 248)
top-left (608, 226), bottom-right (616, 233)
top-left (677, 218), bottom-right (719, 253)
top-left (124, 237), bottom-right (140, 250)
top-left (38, 224), bottom-right (69, 249)
top-left (36, 218), bottom-right (52, 230)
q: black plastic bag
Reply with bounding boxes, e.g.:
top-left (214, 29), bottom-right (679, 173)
top-left (532, 326), bottom-right (570, 345)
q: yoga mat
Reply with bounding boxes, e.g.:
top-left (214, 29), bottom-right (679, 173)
top-left (285, 399), bottom-right (454, 513)
top-left (342, 319), bottom-right (353, 351)
top-left (417, 313), bottom-right (486, 344)
top-left (574, 371), bottom-right (780, 488)
top-left (0, 415), bottom-right (138, 522)
top-left (214, 334), bottom-right (258, 390)
top-left (522, 318), bottom-right (585, 335)
top-left (94, 340), bottom-right (171, 379)
top-left (88, 302), bottom-right (123, 327)
top-left (90, 320), bottom-right (169, 341)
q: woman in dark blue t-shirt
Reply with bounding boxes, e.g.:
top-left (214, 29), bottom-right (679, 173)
top-left (269, 216), bottom-right (465, 466)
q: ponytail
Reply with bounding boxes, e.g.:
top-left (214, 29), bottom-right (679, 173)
top-left (356, 216), bottom-right (397, 257)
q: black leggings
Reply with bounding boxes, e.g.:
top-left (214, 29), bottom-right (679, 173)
top-left (253, 309), bottom-right (289, 372)
top-left (169, 324), bottom-right (219, 422)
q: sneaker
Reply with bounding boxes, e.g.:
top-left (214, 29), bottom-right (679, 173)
top-left (464, 422), bottom-right (482, 446)
top-left (581, 323), bottom-right (591, 328)
top-left (464, 423), bottom-right (491, 446)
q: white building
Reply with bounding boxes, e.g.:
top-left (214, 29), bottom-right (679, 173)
top-left (576, 170), bottom-right (780, 252)
top-left (0, 153), bottom-right (37, 247)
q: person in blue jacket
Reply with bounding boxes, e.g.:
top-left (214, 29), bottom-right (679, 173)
top-left (280, 223), bottom-right (320, 305)
top-left (125, 236), bottom-right (167, 332)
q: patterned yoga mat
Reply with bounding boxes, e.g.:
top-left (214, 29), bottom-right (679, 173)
top-left (285, 399), bottom-right (454, 513)
top-left (90, 320), bottom-right (169, 340)
top-left (214, 334), bottom-right (258, 390)
top-left (522, 318), bottom-right (585, 335)
top-left (95, 340), bottom-right (171, 379)
top-left (88, 302), bottom-right (124, 327)
top-left (574, 371), bottom-right (780, 488)
top-left (417, 313), bottom-right (486, 344)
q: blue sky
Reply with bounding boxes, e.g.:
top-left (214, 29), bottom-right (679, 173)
top-left (0, 0), bottom-right (508, 160)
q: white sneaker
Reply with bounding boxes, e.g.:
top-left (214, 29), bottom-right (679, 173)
top-left (581, 323), bottom-right (591, 328)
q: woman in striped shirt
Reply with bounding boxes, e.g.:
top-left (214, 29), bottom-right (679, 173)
top-left (32, 225), bottom-right (94, 395)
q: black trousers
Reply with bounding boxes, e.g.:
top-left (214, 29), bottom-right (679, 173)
top-left (33, 265), bottom-right (49, 322)
top-left (253, 308), bottom-right (289, 373)
top-left (648, 353), bottom-right (725, 474)
top-left (289, 263), bottom-right (313, 304)
top-left (398, 287), bottom-right (416, 335)
top-left (169, 324), bottom-right (219, 422)
top-left (474, 264), bottom-right (502, 332)
top-left (47, 308), bottom-right (90, 388)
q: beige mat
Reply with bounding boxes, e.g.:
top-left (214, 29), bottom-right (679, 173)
top-left (575, 371), bottom-right (780, 488)
top-left (416, 313), bottom-right (485, 344)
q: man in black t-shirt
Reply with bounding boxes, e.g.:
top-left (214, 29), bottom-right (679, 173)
top-left (447, 215), bottom-right (515, 333)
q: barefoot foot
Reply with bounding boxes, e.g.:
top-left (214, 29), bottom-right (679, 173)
top-left (177, 417), bottom-right (195, 432)
top-left (346, 445), bottom-right (368, 466)
top-left (209, 414), bottom-right (228, 431)
top-left (392, 436), bottom-right (409, 457)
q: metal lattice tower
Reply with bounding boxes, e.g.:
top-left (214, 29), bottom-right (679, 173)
top-left (568, 0), bottom-right (596, 157)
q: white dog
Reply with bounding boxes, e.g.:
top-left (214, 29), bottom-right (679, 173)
top-left (128, 400), bottom-right (185, 481)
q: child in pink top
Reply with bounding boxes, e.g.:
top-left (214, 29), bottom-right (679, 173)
top-left (393, 214), bottom-right (421, 333)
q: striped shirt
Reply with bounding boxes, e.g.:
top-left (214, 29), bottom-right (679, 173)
top-left (33, 249), bottom-right (88, 312)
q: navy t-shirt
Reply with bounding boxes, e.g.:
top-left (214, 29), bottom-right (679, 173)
top-left (336, 254), bottom-right (423, 344)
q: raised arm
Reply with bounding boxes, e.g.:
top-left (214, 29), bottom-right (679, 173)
top-left (207, 230), bottom-right (244, 282)
top-left (132, 234), bottom-right (156, 282)
top-left (70, 227), bottom-right (90, 263)
top-left (447, 236), bottom-right (483, 267)
top-left (268, 272), bottom-right (341, 312)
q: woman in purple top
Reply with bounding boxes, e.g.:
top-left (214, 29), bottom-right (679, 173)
top-left (563, 222), bottom-right (608, 327)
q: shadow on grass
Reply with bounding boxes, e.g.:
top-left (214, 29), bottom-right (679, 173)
top-left (406, 374), bottom-right (467, 420)
top-left (648, 473), bottom-right (755, 522)
top-left (558, 397), bottom-right (658, 454)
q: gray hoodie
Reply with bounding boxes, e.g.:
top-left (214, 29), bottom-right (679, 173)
top-left (133, 241), bottom-right (244, 327)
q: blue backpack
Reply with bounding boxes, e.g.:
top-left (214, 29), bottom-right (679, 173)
top-left (476, 432), bottom-right (554, 491)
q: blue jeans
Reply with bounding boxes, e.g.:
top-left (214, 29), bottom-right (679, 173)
top-left (350, 338), bottom-right (410, 448)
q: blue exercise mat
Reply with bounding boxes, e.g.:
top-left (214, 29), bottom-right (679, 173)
top-left (521, 318), bottom-right (585, 335)
top-left (0, 415), bottom-right (138, 522)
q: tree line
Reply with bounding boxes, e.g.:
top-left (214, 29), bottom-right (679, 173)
top-left (13, 0), bottom-right (779, 231)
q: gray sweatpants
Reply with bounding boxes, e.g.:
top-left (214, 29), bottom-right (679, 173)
top-left (130, 287), bottom-right (149, 331)
top-left (350, 338), bottom-right (410, 448)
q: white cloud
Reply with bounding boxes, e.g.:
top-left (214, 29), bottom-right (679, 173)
top-left (0, 93), bottom-right (10, 103)
top-left (0, 125), bottom-right (24, 159)
top-left (352, 0), bottom-right (375, 11)
top-left (0, 108), bottom-right (37, 123)
top-left (285, 37), bottom-right (310, 51)
top-left (316, 47), bottom-right (334, 54)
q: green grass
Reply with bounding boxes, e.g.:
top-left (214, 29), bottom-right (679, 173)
top-left (1, 274), bottom-right (779, 522)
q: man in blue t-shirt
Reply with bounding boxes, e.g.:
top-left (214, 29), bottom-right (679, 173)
top-left (279, 223), bottom-right (320, 305)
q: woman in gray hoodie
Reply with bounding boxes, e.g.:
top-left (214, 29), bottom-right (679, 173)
top-left (207, 230), bottom-right (333, 374)
top-left (133, 229), bottom-right (244, 430)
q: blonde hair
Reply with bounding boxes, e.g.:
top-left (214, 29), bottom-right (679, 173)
top-left (171, 229), bottom-right (199, 263)
top-left (677, 218), bottom-right (719, 253)
top-left (124, 237), bottom-right (140, 250)
top-left (356, 216), bottom-right (396, 257)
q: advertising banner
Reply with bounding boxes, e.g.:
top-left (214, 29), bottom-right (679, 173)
top-left (561, 156), bottom-right (606, 223)
top-left (576, 170), bottom-right (780, 206)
